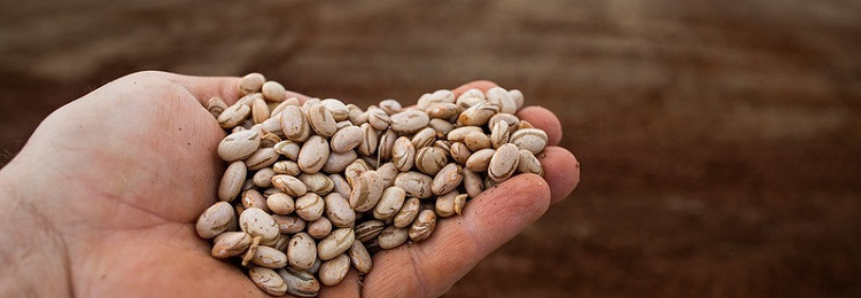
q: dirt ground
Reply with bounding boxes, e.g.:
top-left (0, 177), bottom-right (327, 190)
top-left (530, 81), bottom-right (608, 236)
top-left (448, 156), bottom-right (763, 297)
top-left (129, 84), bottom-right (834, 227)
top-left (1, 0), bottom-right (859, 297)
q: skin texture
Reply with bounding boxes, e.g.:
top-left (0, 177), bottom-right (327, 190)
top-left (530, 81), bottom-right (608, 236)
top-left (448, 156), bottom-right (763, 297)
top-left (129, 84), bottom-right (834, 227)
top-left (0, 71), bottom-right (580, 298)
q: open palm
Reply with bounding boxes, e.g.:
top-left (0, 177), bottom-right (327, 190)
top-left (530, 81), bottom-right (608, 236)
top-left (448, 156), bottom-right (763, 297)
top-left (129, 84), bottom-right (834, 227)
top-left (0, 71), bottom-right (579, 298)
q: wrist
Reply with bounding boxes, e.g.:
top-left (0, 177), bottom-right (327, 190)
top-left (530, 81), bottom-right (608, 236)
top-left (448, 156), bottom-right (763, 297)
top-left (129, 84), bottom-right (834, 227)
top-left (0, 165), bottom-right (73, 298)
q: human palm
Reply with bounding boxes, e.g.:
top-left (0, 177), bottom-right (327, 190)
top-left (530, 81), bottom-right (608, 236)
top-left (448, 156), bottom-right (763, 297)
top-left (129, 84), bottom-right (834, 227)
top-left (0, 71), bottom-right (579, 298)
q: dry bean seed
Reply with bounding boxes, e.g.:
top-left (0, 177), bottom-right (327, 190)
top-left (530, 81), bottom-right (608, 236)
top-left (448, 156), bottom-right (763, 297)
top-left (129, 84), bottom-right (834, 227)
top-left (394, 197), bottom-right (421, 228)
top-left (488, 143), bottom-right (520, 182)
top-left (319, 254), bottom-right (350, 286)
top-left (218, 129), bottom-right (261, 162)
top-left (196, 202), bottom-right (236, 239)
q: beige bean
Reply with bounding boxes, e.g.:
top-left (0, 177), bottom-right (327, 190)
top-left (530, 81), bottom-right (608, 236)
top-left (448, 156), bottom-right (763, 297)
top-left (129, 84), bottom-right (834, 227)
top-left (239, 73), bottom-right (266, 95)
top-left (325, 193), bottom-right (356, 228)
top-left (509, 89), bottom-right (525, 111)
top-left (464, 131), bottom-right (491, 151)
top-left (272, 234), bottom-right (290, 252)
top-left (280, 106), bottom-right (311, 142)
top-left (434, 140), bottom-right (452, 153)
top-left (266, 193), bottom-right (294, 215)
top-left (447, 126), bottom-right (483, 142)
top-left (449, 142), bottom-right (472, 165)
top-left (239, 208), bottom-right (280, 243)
top-left (278, 267), bottom-right (320, 298)
top-left (518, 119), bottom-right (535, 129)
top-left (219, 161), bottom-right (247, 202)
top-left (349, 170), bottom-right (384, 212)
top-left (435, 191), bottom-right (459, 218)
top-left (394, 197), bottom-right (421, 228)
top-left (319, 254), bottom-right (350, 286)
top-left (411, 127), bottom-right (437, 150)
top-left (377, 162), bottom-right (399, 188)
top-left (488, 143), bottom-right (520, 182)
top-left (378, 226), bottom-right (409, 249)
top-left (455, 88), bottom-right (485, 109)
top-left (242, 189), bottom-right (271, 213)
top-left (344, 159), bottom-right (370, 187)
top-left (295, 193), bottom-right (325, 221)
top-left (490, 120), bottom-right (510, 149)
top-left (379, 99), bottom-right (402, 115)
top-left (271, 174), bottom-right (307, 197)
top-left (299, 173), bottom-right (334, 195)
top-left (330, 125), bottom-right (363, 153)
top-left (409, 209), bottom-right (437, 242)
top-left (261, 81), bottom-right (287, 102)
top-left (415, 147), bottom-right (448, 176)
top-left (368, 107), bottom-right (390, 131)
top-left (251, 168), bottom-right (275, 188)
top-left (308, 217), bottom-right (333, 239)
top-left (374, 186), bottom-right (406, 220)
top-left (392, 136), bottom-right (416, 172)
top-left (218, 103), bottom-right (251, 129)
top-left (307, 257), bottom-right (323, 275)
top-left (347, 104), bottom-right (365, 124)
top-left (211, 231), bottom-right (251, 258)
top-left (457, 101), bottom-right (499, 126)
top-left (317, 228), bottom-right (356, 261)
top-left (390, 109), bottom-right (430, 134)
top-left (330, 174), bottom-right (352, 198)
top-left (378, 128), bottom-right (397, 161)
top-left (417, 89), bottom-right (455, 109)
top-left (355, 220), bottom-right (386, 243)
top-left (273, 140), bottom-right (301, 161)
top-left (319, 99), bottom-right (350, 122)
top-left (465, 148), bottom-right (496, 172)
top-left (261, 111), bottom-right (284, 135)
top-left (489, 113), bottom-right (520, 133)
top-left (245, 148), bottom-right (278, 171)
top-left (462, 168), bottom-right (483, 199)
top-left (349, 241), bottom-right (373, 274)
top-left (270, 97), bottom-right (301, 117)
top-left (249, 266), bottom-right (288, 296)
top-left (218, 129), bottom-right (261, 162)
top-left (425, 102), bottom-right (460, 120)
top-left (307, 102), bottom-right (337, 137)
top-left (207, 96), bottom-right (228, 118)
top-left (287, 232), bottom-right (317, 270)
top-left (273, 160), bottom-right (301, 176)
top-left (273, 214), bottom-right (306, 234)
top-left (432, 163), bottom-right (463, 196)
top-left (357, 123), bottom-right (378, 156)
top-left (454, 193), bottom-right (468, 215)
top-left (242, 235), bottom-right (262, 266)
top-left (252, 96), bottom-right (270, 124)
top-left (429, 118), bottom-right (454, 137)
top-left (252, 245), bottom-right (288, 269)
top-left (259, 132), bottom-right (282, 148)
top-left (486, 87), bottom-right (517, 114)
top-left (394, 172), bottom-right (433, 199)
top-left (509, 128), bottom-right (548, 155)
top-left (322, 150), bottom-right (358, 174)
top-left (196, 202), bottom-right (236, 239)
top-left (297, 135), bottom-right (330, 174)
top-left (518, 149), bottom-right (544, 176)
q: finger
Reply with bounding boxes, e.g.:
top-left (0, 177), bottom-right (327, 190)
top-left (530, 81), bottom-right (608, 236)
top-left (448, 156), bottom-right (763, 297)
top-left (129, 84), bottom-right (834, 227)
top-left (516, 106), bottom-right (563, 146)
top-left (537, 146), bottom-right (581, 204)
top-left (320, 269), bottom-right (360, 298)
top-left (451, 80), bottom-right (498, 97)
top-left (145, 71), bottom-right (313, 106)
top-left (362, 174), bottom-right (551, 298)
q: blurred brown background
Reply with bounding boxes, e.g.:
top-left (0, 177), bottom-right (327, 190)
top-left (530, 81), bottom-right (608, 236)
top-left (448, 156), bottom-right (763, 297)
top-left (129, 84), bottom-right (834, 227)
top-left (1, 0), bottom-right (859, 297)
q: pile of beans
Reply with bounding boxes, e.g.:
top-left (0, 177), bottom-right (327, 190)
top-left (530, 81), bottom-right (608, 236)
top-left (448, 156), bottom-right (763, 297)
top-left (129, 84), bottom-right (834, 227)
top-left (195, 73), bottom-right (548, 297)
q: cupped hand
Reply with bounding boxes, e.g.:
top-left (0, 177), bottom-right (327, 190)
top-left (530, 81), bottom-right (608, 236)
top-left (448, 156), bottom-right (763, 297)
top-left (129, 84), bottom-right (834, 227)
top-left (0, 72), bottom-right (579, 298)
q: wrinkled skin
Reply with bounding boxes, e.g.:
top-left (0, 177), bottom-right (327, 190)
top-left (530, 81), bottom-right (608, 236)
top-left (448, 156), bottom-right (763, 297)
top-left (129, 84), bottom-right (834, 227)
top-left (0, 71), bottom-right (580, 298)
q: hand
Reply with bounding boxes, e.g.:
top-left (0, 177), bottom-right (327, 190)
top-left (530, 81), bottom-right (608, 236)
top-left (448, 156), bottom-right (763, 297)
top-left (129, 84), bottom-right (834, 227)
top-left (0, 71), bottom-right (580, 297)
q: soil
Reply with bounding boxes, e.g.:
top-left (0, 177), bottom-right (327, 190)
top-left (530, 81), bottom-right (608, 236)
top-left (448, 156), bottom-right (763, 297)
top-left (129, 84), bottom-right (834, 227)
top-left (1, 0), bottom-right (859, 297)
